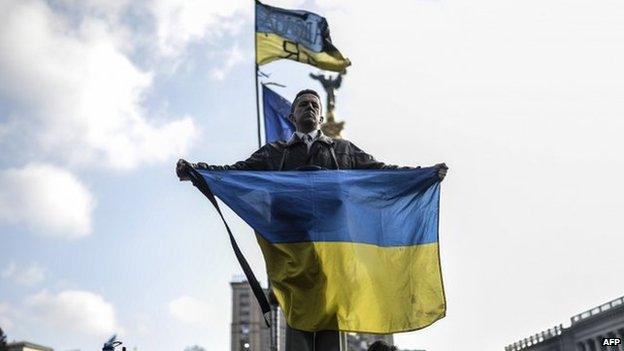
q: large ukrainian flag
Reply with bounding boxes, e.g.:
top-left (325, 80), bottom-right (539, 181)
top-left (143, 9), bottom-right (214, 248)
top-left (255, 1), bottom-right (351, 72)
top-left (195, 167), bottom-right (445, 333)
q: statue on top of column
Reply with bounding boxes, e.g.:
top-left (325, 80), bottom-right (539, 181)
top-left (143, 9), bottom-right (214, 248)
top-left (309, 71), bottom-right (346, 139)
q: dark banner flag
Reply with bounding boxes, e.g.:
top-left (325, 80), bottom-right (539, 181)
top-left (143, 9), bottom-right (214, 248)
top-left (255, 1), bottom-right (351, 72)
top-left (262, 85), bottom-right (295, 143)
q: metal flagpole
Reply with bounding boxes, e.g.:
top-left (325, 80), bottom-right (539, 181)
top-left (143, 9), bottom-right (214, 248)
top-left (255, 62), bottom-right (262, 149)
top-left (254, 7), bottom-right (279, 351)
top-left (254, 2), bottom-right (262, 149)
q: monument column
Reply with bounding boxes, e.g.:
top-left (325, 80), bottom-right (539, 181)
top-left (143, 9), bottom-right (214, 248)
top-left (309, 71), bottom-right (346, 138)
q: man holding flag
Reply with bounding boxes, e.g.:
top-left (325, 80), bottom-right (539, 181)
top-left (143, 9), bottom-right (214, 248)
top-left (177, 89), bottom-right (448, 350)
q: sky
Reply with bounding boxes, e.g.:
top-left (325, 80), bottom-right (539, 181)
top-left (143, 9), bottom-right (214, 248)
top-left (1, 0), bottom-right (623, 350)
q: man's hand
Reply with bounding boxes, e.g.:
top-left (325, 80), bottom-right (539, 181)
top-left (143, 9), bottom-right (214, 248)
top-left (176, 159), bottom-right (193, 181)
top-left (435, 163), bottom-right (448, 181)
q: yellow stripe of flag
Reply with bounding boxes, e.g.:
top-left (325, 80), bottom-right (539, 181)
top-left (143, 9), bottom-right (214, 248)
top-left (257, 235), bottom-right (446, 333)
top-left (256, 32), bottom-right (351, 72)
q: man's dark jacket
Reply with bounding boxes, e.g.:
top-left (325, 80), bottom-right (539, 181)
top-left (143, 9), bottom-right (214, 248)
top-left (196, 132), bottom-right (400, 171)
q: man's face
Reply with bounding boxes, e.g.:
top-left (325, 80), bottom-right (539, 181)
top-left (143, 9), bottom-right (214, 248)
top-left (290, 94), bottom-right (323, 133)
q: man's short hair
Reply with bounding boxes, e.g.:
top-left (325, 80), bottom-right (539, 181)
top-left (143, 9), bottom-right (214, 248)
top-left (291, 89), bottom-right (322, 114)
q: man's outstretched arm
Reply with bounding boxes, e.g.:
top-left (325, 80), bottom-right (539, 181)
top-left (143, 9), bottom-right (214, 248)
top-left (176, 145), bottom-right (271, 181)
top-left (349, 141), bottom-right (409, 170)
top-left (349, 141), bottom-right (448, 180)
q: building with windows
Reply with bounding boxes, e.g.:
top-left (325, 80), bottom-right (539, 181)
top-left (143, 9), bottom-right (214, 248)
top-left (231, 277), bottom-right (398, 351)
top-left (230, 278), bottom-right (286, 351)
top-left (505, 295), bottom-right (624, 351)
top-left (7, 341), bottom-right (53, 351)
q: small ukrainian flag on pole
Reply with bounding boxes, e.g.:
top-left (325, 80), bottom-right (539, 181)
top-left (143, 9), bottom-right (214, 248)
top-left (255, 0), bottom-right (351, 72)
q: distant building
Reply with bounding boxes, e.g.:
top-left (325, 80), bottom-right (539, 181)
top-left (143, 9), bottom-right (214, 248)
top-left (505, 295), bottom-right (624, 351)
top-left (231, 277), bottom-right (402, 351)
top-left (7, 341), bottom-right (54, 351)
top-left (230, 277), bottom-right (286, 351)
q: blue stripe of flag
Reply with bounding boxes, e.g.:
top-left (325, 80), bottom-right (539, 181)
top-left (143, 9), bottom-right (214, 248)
top-left (197, 168), bottom-right (440, 247)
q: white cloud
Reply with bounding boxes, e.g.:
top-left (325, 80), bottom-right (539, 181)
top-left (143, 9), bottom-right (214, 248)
top-left (150, 0), bottom-right (248, 56)
top-left (210, 45), bottom-right (245, 81)
top-left (168, 296), bottom-right (214, 325)
top-left (2, 262), bottom-right (45, 286)
top-left (0, 163), bottom-right (95, 238)
top-left (149, 0), bottom-right (309, 57)
top-left (57, 0), bottom-right (130, 21)
top-left (0, 0), bottom-right (197, 170)
top-left (25, 290), bottom-right (118, 336)
top-left (264, 0), bottom-right (308, 8)
top-left (136, 322), bottom-right (149, 336)
top-left (313, 0), bottom-right (346, 11)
